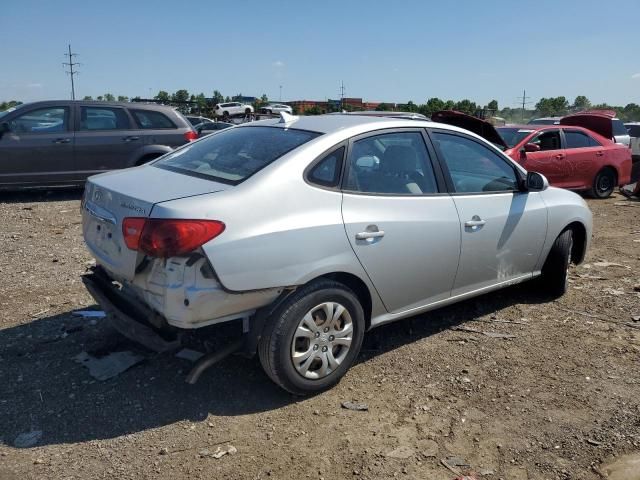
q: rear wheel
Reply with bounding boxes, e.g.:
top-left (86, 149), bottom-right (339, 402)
top-left (258, 279), bottom-right (365, 395)
top-left (540, 229), bottom-right (573, 298)
top-left (245, 108), bottom-right (251, 115)
top-left (590, 168), bottom-right (616, 198)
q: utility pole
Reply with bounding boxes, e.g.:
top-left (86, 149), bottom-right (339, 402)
top-left (63, 44), bottom-right (80, 100)
top-left (279, 85), bottom-right (282, 102)
top-left (339, 80), bottom-right (345, 111)
top-left (516, 89), bottom-right (532, 123)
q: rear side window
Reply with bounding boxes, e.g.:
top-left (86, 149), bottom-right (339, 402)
top-left (627, 125), bottom-right (640, 137)
top-left (80, 107), bottom-right (130, 130)
top-left (154, 126), bottom-right (320, 184)
top-left (131, 109), bottom-right (176, 129)
top-left (564, 130), bottom-right (600, 148)
top-left (612, 119), bottom-right (628, 136)
top-left (308, 147), bottom-right (344, 187)
top-left (433, 132), bottom-right (518, 193)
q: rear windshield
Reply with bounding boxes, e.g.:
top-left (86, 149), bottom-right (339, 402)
top-left (626, 125), bottom-right (640, 137)
top-left (612, 119), bottom-right (628, 136)
top-left (497, 127), bottom-right (534, 148)
top-left (154, 126), bottom-right (321, 184)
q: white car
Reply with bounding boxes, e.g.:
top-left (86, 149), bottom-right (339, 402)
top-left (625, 123), bottom-right (640, 159)
top-left (214, 102), bottom-right (253, 118)
top-left (261, 103), bottom-right (292, 115)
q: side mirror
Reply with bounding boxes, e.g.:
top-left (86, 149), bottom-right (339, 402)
top-left (523, 143), bottom-right (540, 152)
top-left (525, 171), bottom-right (549, 191)
top-left (0, 122), bottom-right (10, 135)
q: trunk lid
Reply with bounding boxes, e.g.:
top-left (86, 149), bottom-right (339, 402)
top-left (560, 110), bottom-right (616, 140)
top-left (431, 110), bottom-right (508, 149)
top-left (82, 165), bottom-right (230, 280)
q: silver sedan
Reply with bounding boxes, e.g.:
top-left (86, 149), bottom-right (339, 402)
top-left (81, 113), bottom-right (592, 394)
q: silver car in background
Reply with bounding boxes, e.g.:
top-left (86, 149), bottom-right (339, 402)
top-left (81, 114), bottom-right (592, 394)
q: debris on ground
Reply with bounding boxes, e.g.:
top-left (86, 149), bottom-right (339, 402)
top-left (586, 438), bottom-right (602, 446)
top-left (175, 348), bottom-right (205, 362)
top-left (603, 287), bottom-right (626, 296)
top-left (591, 261), bottom-right (630, 269)
top-left (198, 444), bottom-right (237, 459)
top-left (385, 446), bottom-right (415, 459)
top-left (451, 326), bottom-right (516, 339)
top-left (72, 310), bottom-right (106, 318)
top-left (440, 455), bottom-right (472, 476)
top-left (14, 430), bottom-right (43, 448)
top-left (73, 351), bottom-right (144, 381)
top-left (341, 401), bottom-right (369, 411)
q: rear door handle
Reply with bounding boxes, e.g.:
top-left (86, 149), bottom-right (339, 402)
top-left (355, 230), bottom-right (385, 240)
top-left (595, 151), bottom-right (604, 157)
top-left (465, 217), bottom-right (486, 228)
top-left (123, 136), bottom-right (140, 142)
top-left (554, 153), bottom-right (565, 159)
top-left (52, 138), bottom-right (71, 144)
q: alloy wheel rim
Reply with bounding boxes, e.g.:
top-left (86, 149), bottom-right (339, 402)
top-left (291, 302), bottom-right (353, 380)
top-left (598, 175), bottom-right (612, 193)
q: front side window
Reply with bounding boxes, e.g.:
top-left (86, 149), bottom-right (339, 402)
top-left (131, 109), bottom-right (175, 129)
top-left (497, 127), bottom-right (535, 148)
top-left (344, 131), bottom-right (438, 195)
top-left (564, 130), bottom-right (600, 148)
top-left (8, 107), bottom-right (68, 134)
top-left (433, 132), bottom-right (518, 193)
top-left (80, 107), bottom-right (130, 130)
top-left (154, 126), bottom-right (320, 184)
top-left (612, 119), bottom-right (628, 136)
top-left (529, 130), bottom-right (561, 151)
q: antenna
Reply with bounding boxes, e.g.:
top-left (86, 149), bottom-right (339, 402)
top-left (339, 80), bottom-right (345, 110)
top-left (63, 44), bottom-right (81, 100)
top-left (516, 89), bottom-right (532, 122)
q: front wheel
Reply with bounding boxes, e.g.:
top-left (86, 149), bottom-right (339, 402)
top-left (540, 229), bottom-right (573, 298)
top-left (590, 168), bottom-right (616, 198)
top-left (258, 280), bottom-right (365, 395)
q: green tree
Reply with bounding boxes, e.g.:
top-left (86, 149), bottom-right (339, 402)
top-left (96, 95), bottom-right (104, 101)
top-left (304, 106), bottom-right (323, 115)
top-left (83, 95), bottom-right (93, 101)
top-left (212, 90), bottom-right (224, 104)
top-left (375, 103), bottom-right (392, 111)
top-left (572, 95), bottom-right (591, 111)
top-left (224, 96), bottom-right (231, 102)
top-left (402, 100), bottom-right (418, 112)
top-left (0, 100), bottom-right (22, 111)
top-left (535, 96), bottom-right (569, 116)
top-left (103, 93), bottom-right (115, 102)
top-left (117, 95), bottom-right (129, 102)
top-left (172, 89), bottom-right (190, 103)
top-left (195, 93), bottom-right (207, 109)
top-left (487, 99), bottom-right (499, 112)
top-left (420, 97), bottom-right (445, 116)
top-left (260, 94), bottom-right (269, 105)
top-left (154, 90), bottom-right (170, 102)
top-left (453, 99), bottom-right (477, 115)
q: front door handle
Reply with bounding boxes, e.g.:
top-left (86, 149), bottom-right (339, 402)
top-left (356, 228), bottom-right (385, 240)
top-left (123, 136), bottom-right (140, 142)
top-left (595, 151), bottom-right (604, 157)
top-left (465, 217), bottom-right (486, 228)
top-left (554, 153), bottom-right (565, 159)
top-left (52, 138), bottom-right (71, 144)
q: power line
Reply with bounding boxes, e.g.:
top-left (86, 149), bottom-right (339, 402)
top-left (515, 89), bottom-right (533, 122)
top-left (63, 44), bottom-right (80, 100)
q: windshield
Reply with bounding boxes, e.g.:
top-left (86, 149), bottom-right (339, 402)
top-left (497, 127), bottom-right (534, 148)
top-left (154, 126), bottom-right (321, 184)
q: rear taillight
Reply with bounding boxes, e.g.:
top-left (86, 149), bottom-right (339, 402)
top-left (184, 130), bottom-right (198, 142)
top-left (122, 218), bottom-right (225, 258)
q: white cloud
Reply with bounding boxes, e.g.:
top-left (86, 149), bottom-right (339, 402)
top-left (632, 73), bottom-right (640, 79)
top-left (272, 60), bottom-right (285, 68)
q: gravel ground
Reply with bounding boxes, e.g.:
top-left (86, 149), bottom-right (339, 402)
top-left (0, 190), bottom-right (639, 480)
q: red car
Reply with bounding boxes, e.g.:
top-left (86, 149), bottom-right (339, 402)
top-left (432, 111), bottom-right (631, 198)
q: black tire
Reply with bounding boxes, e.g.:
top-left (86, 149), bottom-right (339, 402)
top-left (245, 108), bottom-right (251, 114)
top-left (540, 229), bottom-right (573, 298)
top-left (258, 279), bottom-right (365, 395)
top-left (589, 168), bottom-right (616, 198)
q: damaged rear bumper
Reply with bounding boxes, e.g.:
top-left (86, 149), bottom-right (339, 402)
top-left (82, 267), bottom-right (181, 352)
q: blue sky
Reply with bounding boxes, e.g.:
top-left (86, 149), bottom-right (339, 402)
top-left (2, 0), bottom-right (639, 108)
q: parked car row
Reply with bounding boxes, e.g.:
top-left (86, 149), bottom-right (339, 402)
top-left (432, 110), bottom-right (632, 198)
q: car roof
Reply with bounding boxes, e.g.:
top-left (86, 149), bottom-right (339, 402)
top-left (14, 100), bottom-right (178, 111)
top-left (237, 113), bottom-right (489, 140)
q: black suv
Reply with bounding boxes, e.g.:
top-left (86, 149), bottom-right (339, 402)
top-left (0, 100), bottom-right (196, 189)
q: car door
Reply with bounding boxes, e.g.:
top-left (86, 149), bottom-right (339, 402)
top-left (519, 129), bottom-right (566, 185)
top-left (429, 130), bottom-right (547, 296)
top-left (0, 104), bottom-right (75, 187)
top-left (561, 129), bottom-right (604, 189)
top-left (341, 129), bottom-right (461, 313)
top-left (74, 104), bottom-right (142, 178)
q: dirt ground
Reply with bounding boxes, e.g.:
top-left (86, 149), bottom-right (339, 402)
top-left (0, 190), bottom-right (639, 480)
